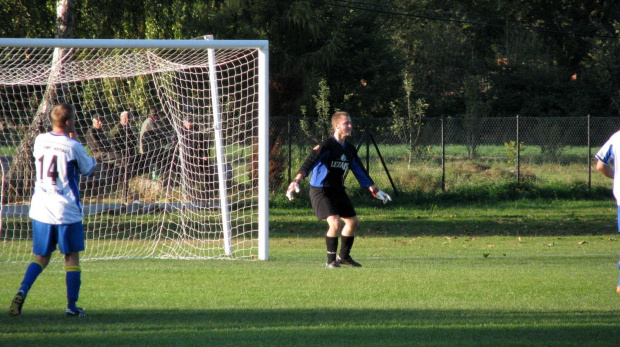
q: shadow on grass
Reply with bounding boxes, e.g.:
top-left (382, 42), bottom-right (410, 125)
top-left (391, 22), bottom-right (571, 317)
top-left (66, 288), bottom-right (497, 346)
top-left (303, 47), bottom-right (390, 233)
top-left (271, 217), bottom-right (618, 238)
top-left (2, 308), bottom-right (618, 346)
top-left (271, 193), bottom-right (618, 238)
top-left (273, 184), bottom-right (614, 208)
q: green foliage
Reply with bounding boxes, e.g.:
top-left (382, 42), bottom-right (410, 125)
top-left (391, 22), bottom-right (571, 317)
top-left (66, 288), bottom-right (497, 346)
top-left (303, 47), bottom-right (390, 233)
top-left (300, 78), bottom-right (332, 143)
top-left (503, 140), bottom-right (523, 164)
top-left (6, 0), bottom-right (620, 123)
top-left (0, 0), bottom-right (55, 38)
top-left (313, 78), bottom-right (332, 132)
top-left (462, 76), bottom-right (492, 158)
top-left (490, 65), bottom-right (574, 118)
top-left (390, 73), bottom-right (429, 166)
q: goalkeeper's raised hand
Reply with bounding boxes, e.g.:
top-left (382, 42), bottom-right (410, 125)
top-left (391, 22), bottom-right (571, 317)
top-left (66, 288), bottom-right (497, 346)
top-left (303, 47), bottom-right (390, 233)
top-left (286, 180), bottom-right (301, 200)
top-left (370, 186), bottom-right (392, 204)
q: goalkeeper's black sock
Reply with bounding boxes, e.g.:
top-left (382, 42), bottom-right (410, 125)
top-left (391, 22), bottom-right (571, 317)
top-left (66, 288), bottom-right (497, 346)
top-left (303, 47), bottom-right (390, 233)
top-left (339, 235), bottom-right (355, 259)
top-left (326, 236), bottom-right (338, 263)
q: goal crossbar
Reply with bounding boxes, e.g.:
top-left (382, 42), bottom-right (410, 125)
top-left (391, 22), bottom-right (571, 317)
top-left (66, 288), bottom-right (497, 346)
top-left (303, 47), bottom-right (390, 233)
top-left (0, 38), bottom-right (269, 50)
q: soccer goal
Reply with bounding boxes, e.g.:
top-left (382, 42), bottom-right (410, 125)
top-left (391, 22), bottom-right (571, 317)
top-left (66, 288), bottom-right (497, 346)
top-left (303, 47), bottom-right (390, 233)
top-left (0, 37), bottom-right (269, 261)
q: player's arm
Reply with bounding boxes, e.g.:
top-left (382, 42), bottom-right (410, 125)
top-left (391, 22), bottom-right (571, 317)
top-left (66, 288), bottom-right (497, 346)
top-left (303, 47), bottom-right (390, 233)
top-left (292, 173), bottom-right (303, 183)
top-left (596, 159), bottom-right (614, 179)
top-left (350, 154), bottom-right (391, 204)
top-left (286, 144), bottom-right (322, 200)
top-left (74, 144), bottom-right (97, 176)
top-left (349, 155), bottom-right (374, 187)
top-left (298, 144), bottom-right (322, 176)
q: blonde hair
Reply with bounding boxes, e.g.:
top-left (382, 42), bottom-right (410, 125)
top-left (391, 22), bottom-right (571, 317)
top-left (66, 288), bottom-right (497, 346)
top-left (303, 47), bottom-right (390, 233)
top-left (50, 104), bottom-right (76, 128)
top-left (331, 111), bottom-right (350, 128)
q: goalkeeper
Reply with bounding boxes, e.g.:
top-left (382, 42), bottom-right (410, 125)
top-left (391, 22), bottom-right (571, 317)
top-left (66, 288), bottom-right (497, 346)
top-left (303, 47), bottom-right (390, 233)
top-left (286, 111), bottom-right (391, 268)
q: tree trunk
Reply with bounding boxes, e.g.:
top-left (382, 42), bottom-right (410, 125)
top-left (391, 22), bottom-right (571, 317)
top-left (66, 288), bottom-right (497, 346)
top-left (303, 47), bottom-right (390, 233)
top-left (4, 0), bottom-right (76, 203)
top-left (56, 0), bottom-right (76, 38)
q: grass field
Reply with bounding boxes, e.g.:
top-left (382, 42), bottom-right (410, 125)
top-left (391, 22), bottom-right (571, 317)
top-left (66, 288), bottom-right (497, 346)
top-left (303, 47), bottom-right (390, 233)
top-left (2, 199), bottom-right (620, 346)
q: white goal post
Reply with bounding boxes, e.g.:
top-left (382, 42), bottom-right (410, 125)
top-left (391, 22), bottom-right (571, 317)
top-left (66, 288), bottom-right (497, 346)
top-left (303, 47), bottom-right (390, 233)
top-left (0, 38), bottom-right (269, 261)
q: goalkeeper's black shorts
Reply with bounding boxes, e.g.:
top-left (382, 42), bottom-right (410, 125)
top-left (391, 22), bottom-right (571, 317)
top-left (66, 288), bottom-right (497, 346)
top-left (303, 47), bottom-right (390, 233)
top-left (309, 186), bottom-right (356, 221)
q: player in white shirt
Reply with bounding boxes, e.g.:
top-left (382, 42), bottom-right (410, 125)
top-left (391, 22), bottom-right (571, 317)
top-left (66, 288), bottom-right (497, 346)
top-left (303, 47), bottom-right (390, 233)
top-left (9, 104), bottom-right (96, 317)
top-left (594, 130), bottom-right (620, 293)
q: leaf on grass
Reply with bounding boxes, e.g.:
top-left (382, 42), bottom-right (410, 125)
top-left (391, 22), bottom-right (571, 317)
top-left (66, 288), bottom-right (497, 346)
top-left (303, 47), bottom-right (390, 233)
top-left (578, 240), bottom-right (587, 245)
top-left (543, 242), bottom-right (554, 247)
top-left (483, 253), bottom-right (490, 258)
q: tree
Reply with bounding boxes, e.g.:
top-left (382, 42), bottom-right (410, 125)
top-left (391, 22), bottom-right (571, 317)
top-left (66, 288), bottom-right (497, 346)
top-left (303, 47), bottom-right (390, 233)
top-left (5, 0), bottom-right (77, 202)
top-left (391, 73), bottom-right (428, 168)
top-left (462, 76), bottom-right (491, 159)
top-left (56, 0), bottom-right (76, 38)
top-left (300, 78), bottom-right (332, 143)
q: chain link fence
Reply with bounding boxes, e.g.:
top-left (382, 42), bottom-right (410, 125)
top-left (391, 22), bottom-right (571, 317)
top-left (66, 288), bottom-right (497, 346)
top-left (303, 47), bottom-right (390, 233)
top-left (2, 115), bottom-right (616, 198)
top-left (272, 115), bottom-right (620, 197)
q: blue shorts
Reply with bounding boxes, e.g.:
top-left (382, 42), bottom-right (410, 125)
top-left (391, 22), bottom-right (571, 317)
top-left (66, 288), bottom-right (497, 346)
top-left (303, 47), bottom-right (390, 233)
top-left (31, 219), bottom-right (85, 256)
top-left (617, 208), bottom-right (620, 232)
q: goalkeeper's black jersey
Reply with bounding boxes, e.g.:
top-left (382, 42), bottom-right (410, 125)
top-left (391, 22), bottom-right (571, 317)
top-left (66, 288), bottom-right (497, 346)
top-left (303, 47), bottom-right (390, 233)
top-left (297, 136), bottom-right (374, 189)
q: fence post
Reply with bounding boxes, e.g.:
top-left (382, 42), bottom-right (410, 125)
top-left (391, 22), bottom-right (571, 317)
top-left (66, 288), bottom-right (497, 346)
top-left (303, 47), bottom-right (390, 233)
top-left (287, 113), bottom-right (292, 183)
top-left (441, 115), bottom-right (445, 191)
top-left (588, 114), bottom-right (591, 190)
top-left (516, 114), bottom-right (520, 185)
top-left (366, 115), bottom-right (370, 170)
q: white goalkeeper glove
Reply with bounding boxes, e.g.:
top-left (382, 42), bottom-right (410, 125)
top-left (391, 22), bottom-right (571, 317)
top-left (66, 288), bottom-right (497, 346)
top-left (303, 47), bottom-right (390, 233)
top-left (286, 181), bottom-right (300, 200)
top-left (371, 187), bottom-right (392, 204)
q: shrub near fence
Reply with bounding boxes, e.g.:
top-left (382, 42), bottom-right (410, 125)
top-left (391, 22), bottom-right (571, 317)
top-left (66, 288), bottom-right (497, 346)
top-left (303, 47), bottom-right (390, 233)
top-left (273, 116), bottom-right (620, 199)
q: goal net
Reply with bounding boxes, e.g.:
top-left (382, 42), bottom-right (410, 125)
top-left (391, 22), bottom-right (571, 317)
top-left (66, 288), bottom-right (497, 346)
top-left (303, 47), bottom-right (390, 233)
top-left (0, 38), bottom-right (269, 261)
